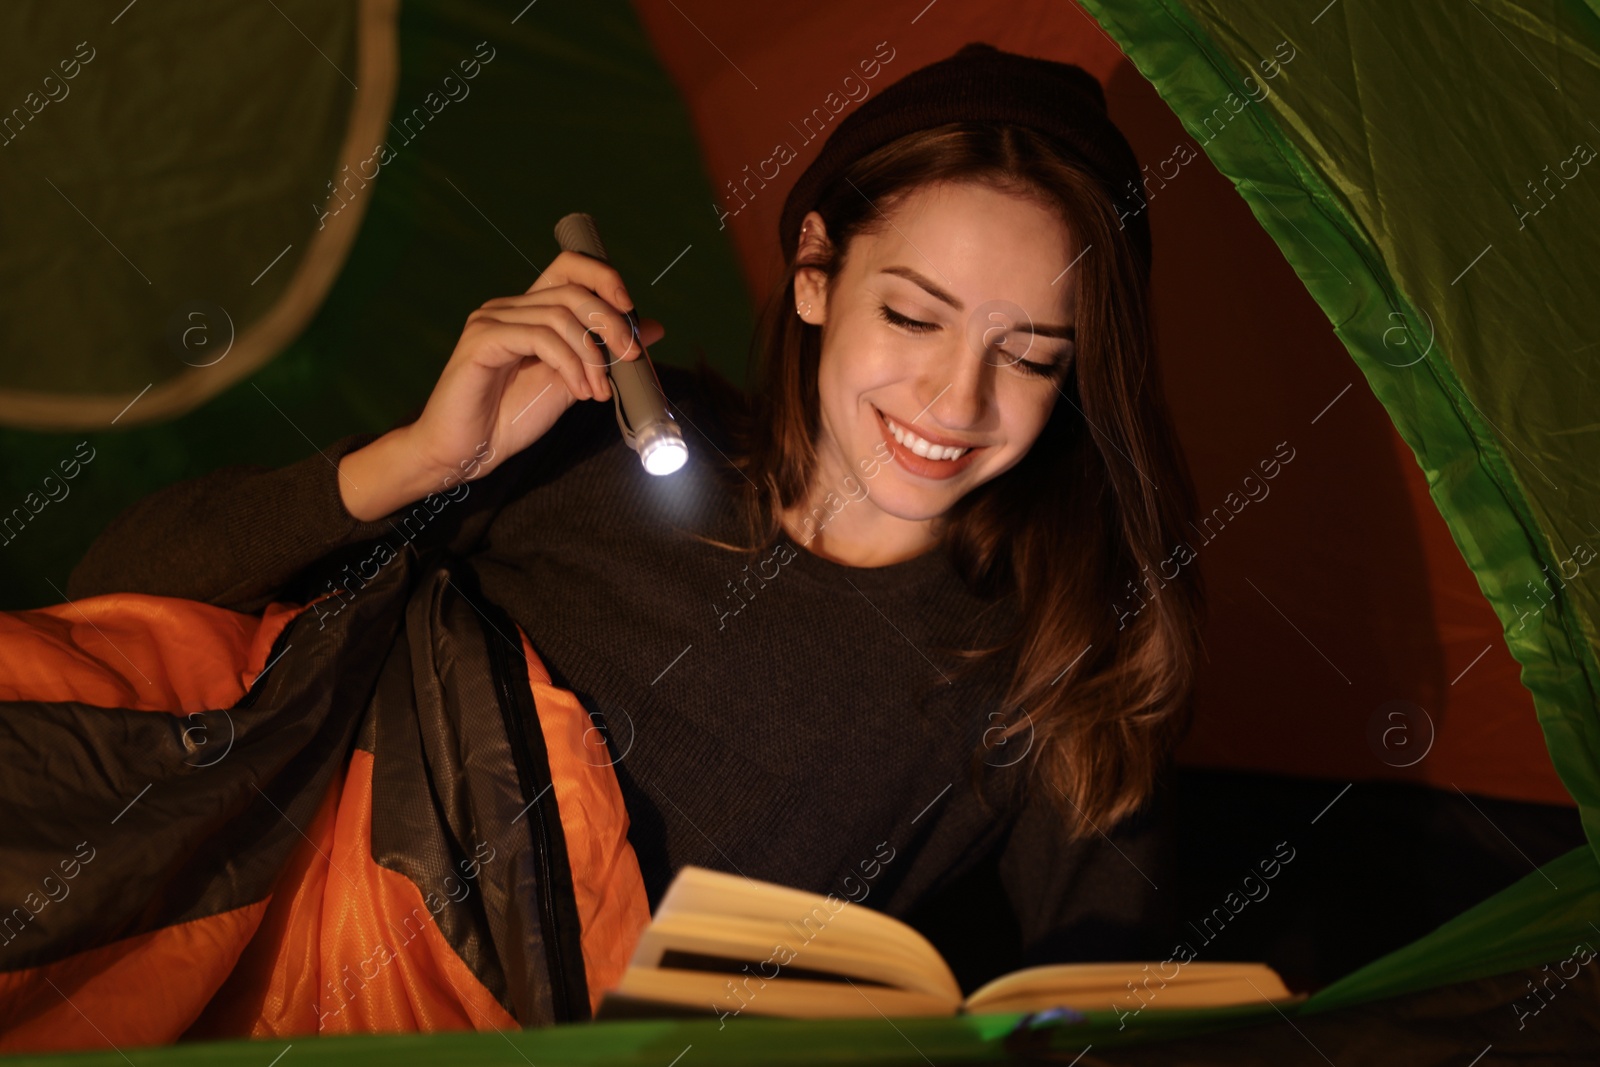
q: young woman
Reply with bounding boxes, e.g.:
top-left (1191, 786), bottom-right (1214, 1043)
top-left (69, 43), bottom-right (1203, 977)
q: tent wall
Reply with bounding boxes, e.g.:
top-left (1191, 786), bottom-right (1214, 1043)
top-left (0, 0), bottom-right (754, 612)
top-left (1075, 0), bottom-right (1600, 854)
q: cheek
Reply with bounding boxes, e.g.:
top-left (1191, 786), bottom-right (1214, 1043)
top-left (999, 388), bottom-right (1056, 450)
top-left (819, 324), bottom-right (899, 409)
top-left (812, 337), bottom-right (871, 451)
top-left (832, 320), bottom-right (896, 378)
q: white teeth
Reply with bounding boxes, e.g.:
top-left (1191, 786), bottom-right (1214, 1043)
top-left (884, 414), bottom-right (970, 461)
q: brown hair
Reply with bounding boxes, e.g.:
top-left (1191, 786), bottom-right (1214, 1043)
top-left (685, 121), bottom-right (1206, 839)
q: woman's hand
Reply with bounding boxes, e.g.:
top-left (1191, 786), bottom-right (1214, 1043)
top-left (338, 251), bottom-right (666, 521)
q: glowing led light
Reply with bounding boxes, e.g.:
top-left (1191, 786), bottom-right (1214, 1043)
top-left (635, 420), bottom-right (688, 476)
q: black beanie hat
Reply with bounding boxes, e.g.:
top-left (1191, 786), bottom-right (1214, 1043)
top-left (778, 41), bottom-right (1150, 268)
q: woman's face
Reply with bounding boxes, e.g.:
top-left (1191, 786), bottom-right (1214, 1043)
top-left (793, 180), bottom-right (1079, 534)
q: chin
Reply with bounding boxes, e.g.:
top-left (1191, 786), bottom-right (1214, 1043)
top-left (860, 453), bottom-right (975, 515)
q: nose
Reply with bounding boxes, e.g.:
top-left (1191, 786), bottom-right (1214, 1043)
top-left (925, 334), bottom-right (992, 432)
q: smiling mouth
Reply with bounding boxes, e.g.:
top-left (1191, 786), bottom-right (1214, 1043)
top-left (877, 407), bottom-right (979, 461)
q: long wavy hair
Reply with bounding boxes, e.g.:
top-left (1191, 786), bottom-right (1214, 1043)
top-left (683, 121), bottom-right (1206, 839)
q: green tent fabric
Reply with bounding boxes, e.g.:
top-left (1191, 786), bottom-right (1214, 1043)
top-left (0, 1), bottom-right (385, 427)
top-left (1083, 0), bottom-right (1600, 861)
top-left (0, 0), bottom-right (753, 609)
top-left (4, 0), bottom-right (1599, 1061)
top-left (1081, 0), bottom-right (1600, 1000)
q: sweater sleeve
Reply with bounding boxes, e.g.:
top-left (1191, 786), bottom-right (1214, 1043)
top-left (996, 769), bottom-right (1179, 966)
top-left (66, 430), bottom-right (410, 615)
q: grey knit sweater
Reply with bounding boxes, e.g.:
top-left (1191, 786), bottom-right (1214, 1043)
top-left (67, 363), bottom-right (1174, 981)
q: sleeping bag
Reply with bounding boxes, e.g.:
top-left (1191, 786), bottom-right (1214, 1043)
top-left (0, 542), bottom-right (652, 1053)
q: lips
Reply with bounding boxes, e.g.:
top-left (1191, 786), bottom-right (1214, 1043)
top-left (874, 405), bottom-right (984, 480)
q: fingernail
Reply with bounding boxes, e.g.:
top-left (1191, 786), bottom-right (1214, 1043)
top-left (615, 287), bottom-right (633, 311)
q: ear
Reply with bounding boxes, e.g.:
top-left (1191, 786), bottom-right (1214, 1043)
top-left (792, 210), bottom-right (831, 326)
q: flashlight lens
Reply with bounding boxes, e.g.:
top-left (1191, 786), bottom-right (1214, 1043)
top-left (641, 438), bottom-right (688, 476)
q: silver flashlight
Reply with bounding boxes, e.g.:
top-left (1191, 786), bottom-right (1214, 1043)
top-left (553, 212), bottom-right (688, 476)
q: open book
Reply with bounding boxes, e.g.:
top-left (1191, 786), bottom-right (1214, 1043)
top-left (596, 866), bottom-right (1299, 1021)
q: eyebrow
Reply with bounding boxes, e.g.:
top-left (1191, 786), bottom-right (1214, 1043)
top-left (879, 265), bottom-right (1076, 341)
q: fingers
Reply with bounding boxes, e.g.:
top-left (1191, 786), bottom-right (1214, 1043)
top-left (525, 250), bottom-right (634, 313)
top-left (479, 283), bottom-right (642, 368)
top-left (462, 317), bottom-right (600, 402)
top-left (467, 301), bottom-right (627, 399)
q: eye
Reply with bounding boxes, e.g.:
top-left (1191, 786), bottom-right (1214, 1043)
top-left (995, 347), bottom-right (1069, 379)
top-left (880, 300), bottom-right (1065, 378)
top-left (876, 302), bottom-right (938, 333)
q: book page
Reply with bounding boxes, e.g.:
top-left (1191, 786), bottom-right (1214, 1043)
top-left (632, 913), bottom-right (959, 1002)
top-left (613, 966), bottom-right (954, 1020)
top-left (964, 961), bottom-right (1294, 1015)
top-left (649, 866), bottom-right (960, 1000)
